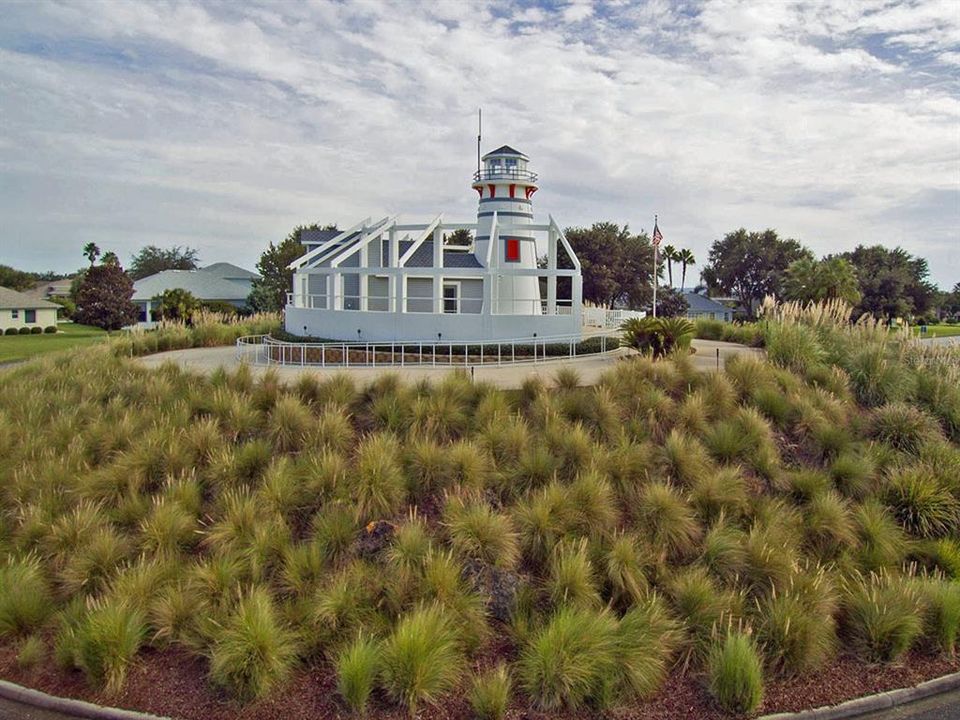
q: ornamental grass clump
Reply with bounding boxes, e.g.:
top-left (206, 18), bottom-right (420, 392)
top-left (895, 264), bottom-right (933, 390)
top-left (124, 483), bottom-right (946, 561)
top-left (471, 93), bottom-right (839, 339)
top-left (519, 606), bottom-right (619, 710)
top-left (379, 604), bottom-right (464, 718)
top-left (842, 570), bottom-right (923, 663)
top-left (883, 467), bottom-right (959, 539)
top-left (469, 663), bottom-right (512, 720)
top-left (336, 634), bottom-right (380, 716)
top-left (349, 433), bottom-right (406, 522)
top-left (871, 402), bottom-right (943, 455)
top-left (209, 587), bottom-right (299, 701)
top-left (547, 539), bottom-right (601, 609)
top-left (444, 495), bottom-right (519, 569)
top-left (0, 556), bottom-right (54, 637)
top-left (707, 629), bottom-right (764, 714)
top-left (68, 599), bottom-right (147, 694)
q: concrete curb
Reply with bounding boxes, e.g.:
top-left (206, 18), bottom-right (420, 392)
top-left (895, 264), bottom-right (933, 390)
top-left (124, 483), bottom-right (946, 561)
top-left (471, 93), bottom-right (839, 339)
top-left (0, 679), bottom-right (169, 720)
top-left (758, 671), bottom-right (960, 719)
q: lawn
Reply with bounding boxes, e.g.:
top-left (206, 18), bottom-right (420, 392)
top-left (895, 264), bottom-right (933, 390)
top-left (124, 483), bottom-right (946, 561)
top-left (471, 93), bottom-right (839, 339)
top-left (911, 325), bottom-right (960, 338)
top-left (0, 323), bottom-right (108, 363)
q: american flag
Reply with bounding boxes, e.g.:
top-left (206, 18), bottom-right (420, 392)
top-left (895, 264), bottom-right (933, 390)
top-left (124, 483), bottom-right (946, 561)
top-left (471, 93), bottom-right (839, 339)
top-left (652, 219), bottom-right (663, 247)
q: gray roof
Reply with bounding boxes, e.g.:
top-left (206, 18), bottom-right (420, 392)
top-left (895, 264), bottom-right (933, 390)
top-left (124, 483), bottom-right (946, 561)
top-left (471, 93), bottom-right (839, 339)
top-left (0, 286), bottom-right (59, 310)
top-left (201, 262), bottom-right (259, 279)
top-left (398, 241), bottom-right (482, 269)
top-left (132, 265), bottom-right (259, 302)
top-left (300, 229), bottom-right (342, 246)
top-left (482, 145), bottom-right (527, 160)
top-left (682, 292), bottom-right (730, 314)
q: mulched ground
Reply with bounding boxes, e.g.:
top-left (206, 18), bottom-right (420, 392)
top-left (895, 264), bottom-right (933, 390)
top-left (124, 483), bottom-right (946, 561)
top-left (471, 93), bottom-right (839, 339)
top-left (0, 643), bottom-right (956, 719)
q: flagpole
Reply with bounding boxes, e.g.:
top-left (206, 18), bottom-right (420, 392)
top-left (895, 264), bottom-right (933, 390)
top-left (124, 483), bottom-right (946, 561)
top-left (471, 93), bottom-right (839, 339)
top-left (652, 214), bottom-right (658, 319)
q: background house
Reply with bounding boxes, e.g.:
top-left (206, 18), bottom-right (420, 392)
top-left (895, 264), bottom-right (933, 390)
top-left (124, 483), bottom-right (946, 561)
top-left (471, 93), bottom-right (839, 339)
top-left (0, 287), bottom-right (59, 331)
top-left (132, 262), bottom-right (259, 323)
top-left (682, 291), bottom-right (733, 322)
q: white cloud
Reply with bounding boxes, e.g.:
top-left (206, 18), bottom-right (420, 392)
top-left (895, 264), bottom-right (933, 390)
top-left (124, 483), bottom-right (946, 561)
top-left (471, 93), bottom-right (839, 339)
top-left (0, 0), bottom-right (957, 288)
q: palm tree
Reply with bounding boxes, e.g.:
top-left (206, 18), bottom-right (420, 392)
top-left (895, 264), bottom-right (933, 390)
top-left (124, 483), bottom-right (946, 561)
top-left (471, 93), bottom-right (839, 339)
top-left (83, 242), bottom-right (101, 266)
top-left (678, 249), bottom-right (696, 291)
top-left (662, 245), bottom-right (678, 287)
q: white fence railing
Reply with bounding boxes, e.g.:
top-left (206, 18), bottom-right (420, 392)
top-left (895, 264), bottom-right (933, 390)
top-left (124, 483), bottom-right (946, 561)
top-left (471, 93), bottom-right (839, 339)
top-left (236, 332), bottom-right (619, 368)
top-left (582, 307), bottom-right (647, 329)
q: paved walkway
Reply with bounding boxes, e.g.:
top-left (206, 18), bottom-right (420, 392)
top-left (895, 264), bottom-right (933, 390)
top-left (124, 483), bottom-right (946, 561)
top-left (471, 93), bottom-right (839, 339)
top-left (137, 339), bottom-right (761, 388)
top-left (858, 688), bottom-right (960, 720)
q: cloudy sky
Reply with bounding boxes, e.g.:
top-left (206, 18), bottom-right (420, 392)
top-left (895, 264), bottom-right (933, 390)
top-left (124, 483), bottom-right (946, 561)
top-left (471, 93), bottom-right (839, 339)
top-left (1, 0), bottom-right (958, 288)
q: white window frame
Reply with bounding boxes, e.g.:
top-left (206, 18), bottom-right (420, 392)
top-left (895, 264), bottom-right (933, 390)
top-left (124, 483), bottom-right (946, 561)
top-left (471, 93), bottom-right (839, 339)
top-left (442, 281), bottom-right (460, 314)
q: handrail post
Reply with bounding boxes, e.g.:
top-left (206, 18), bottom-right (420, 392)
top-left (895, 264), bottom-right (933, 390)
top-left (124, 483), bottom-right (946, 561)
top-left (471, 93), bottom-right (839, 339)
top-left (344, 343), bottom-right (348, 367)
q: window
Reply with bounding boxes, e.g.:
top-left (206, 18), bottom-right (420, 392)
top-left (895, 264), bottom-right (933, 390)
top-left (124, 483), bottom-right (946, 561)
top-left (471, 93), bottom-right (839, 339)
top-left (11, 309), bottom-right (18, 319)
top-left (443, 283), bottom-right (459, 314)
top-left (25, 309), bottom-right (36, 323)
top-left (505, 238), bottom-right (520, 262)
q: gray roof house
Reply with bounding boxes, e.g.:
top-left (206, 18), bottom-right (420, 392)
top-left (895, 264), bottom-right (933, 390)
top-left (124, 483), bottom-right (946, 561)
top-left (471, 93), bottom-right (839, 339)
top-left (132, 263), bottom-right (259, 324)
top-left (682, 291), bottom-right (733, 322)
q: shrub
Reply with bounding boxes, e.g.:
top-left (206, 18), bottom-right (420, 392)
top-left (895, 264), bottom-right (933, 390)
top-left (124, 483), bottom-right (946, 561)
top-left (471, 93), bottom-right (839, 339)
top-left (379, 604), bottom-right (464, 717)
top-left (3, 327), bottom-right (17, 335)
top-left (847, 344), bottom-right (911, 407)
top-left (621, 317), bottom-right (693, 359)
top-left (469, 664), bottom-right (512, 720)
top-left (0, 557), bottom-right (54, 637)
top-left (707, 630), bottom-right (764, 714)
top-left (209, 587), bottom-right (299, 701)
top-left (30, 326), bottom-right (43, 334)
top-left (18, 326), bottom-right (31, 335)
top-left (44, 325), bottom-right (57, 334)
top-left (336, 634), bottom-right (380, 715)
top-left (842, 571), bottom-right (923, 662)
top-left (871, 403), bottom-right (942, 455)
top-left (884, 467), bottom-right (959, 538)
top-left (519, 606), bottom-right (618, 710)
top-left (72, 600), bottom-right (147, 694)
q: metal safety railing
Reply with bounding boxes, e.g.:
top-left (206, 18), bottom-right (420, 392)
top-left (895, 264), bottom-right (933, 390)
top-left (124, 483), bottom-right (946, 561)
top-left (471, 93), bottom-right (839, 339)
top-left (236, 332), bottom-right (618, 368)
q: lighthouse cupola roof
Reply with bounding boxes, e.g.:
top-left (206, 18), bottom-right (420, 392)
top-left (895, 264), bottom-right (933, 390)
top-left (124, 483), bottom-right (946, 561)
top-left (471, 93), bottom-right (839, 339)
top-left (482, 145), bottom-right (528, 161)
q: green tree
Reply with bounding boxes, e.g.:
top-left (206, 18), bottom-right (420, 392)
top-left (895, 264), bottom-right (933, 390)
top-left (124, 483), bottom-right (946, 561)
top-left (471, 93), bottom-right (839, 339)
top-left (783, 256), bottom-right (860, 305)
top-left (154, 288), bottom-right (200, 322)
top-left (678, 248), bottom-right (696, 291)
top-left (0, 265), bottom-right (35, 291)
top-left (248, 224), bottom-right (338, 313)
top-left (129, 245), bottom-right (200, 280)
top-left (701, 228), bottom-right (813, 318)
top-left (562, 222), bottom-right (657, 309)
top-left (73, 258), bottom-right (138, 330)
top-left (83, 243), bottom-right (101, 266)
top-left (840, 245), bottom-right (936, 320)
top-left (653, 286), bottom-right (689, 318)
top-left (444, 229), bottom-right (473, 247)
top-left (662, 245), bottom-right (678, 287)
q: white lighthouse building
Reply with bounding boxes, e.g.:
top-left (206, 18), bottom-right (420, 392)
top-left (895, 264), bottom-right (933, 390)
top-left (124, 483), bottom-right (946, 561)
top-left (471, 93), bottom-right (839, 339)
top-left (284, 145), bottom-right (583, 343)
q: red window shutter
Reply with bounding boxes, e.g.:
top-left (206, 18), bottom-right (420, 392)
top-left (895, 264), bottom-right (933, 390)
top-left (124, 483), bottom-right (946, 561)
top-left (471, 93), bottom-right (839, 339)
top-left (509, 184), bottom-right (516, 198)
top-left (506, 238), bottom-right (520, 262)
top-left (487, 184), bottom-right (496, 198)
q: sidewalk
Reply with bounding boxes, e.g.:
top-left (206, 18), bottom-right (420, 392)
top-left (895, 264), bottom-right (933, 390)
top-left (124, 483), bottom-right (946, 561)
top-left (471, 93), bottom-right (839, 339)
top-left (136, 339), bottom-right (761, 388)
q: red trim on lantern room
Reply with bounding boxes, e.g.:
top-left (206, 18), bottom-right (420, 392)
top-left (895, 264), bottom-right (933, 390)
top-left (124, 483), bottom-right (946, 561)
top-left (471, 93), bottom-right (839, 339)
top-left (487, 184), bottom-right (496, 198)
top-left (525, 186), bottom-right (538, 199)
top-left (505, 238), bottom-right (520, 262)
top-left (474, 186), bottom-right (483, 197)
top-left (509, 184), bottom-right (516, 198)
